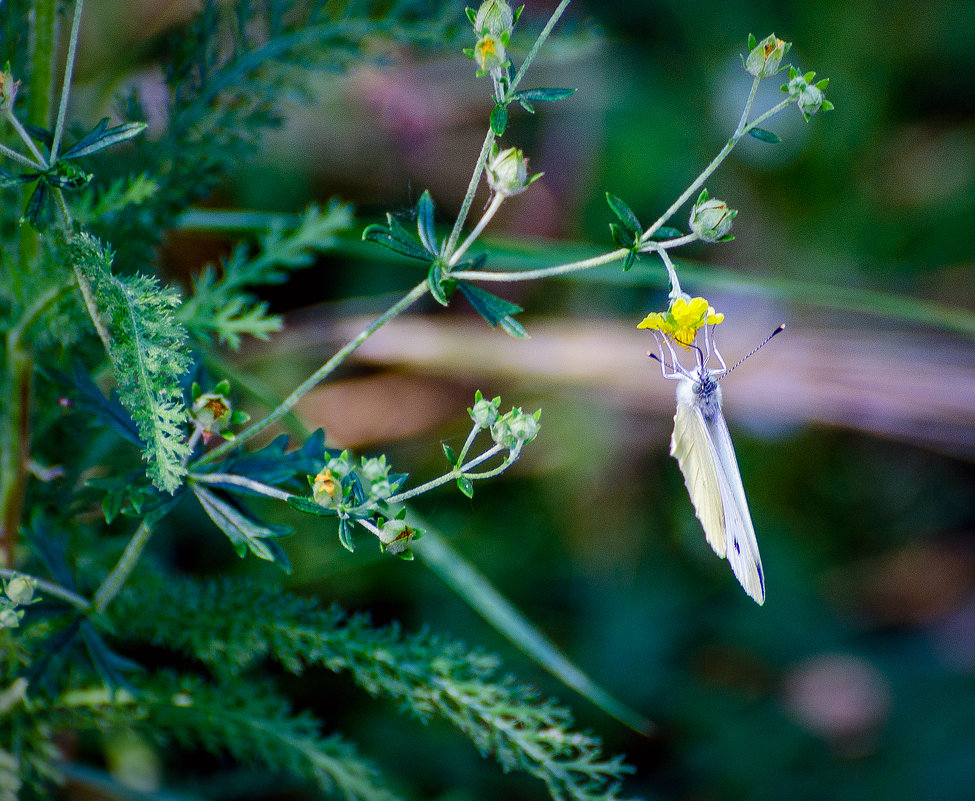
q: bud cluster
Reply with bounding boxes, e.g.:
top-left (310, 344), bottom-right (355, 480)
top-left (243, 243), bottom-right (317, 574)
top-left (0, 574), bottom-right (37, 630)
top-left (490, 407), bottom-right (541, 451)
top-left (784, 67), bottom-right (833, 121)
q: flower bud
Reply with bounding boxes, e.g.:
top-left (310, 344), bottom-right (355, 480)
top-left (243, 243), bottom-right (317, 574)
top-left (377, 519), bottom-right (420, 556)
top-left (311, 468), bottom-right (341, 508)
top-left (360, 456), bottom-right (389, 483)
top-left (469, 391), bottom-right (501, 429)
top-left (0, 64), bottom-right (20, 112)
top-left (486, 145), bottom-right (533, 198)
top-left (0, 607), bottom-right (21, 629)
top-left (744, 34), bottom-right (789, 78)
top-left (787, 70), bottom-right (831, 120)
top-left (190, 389), bottom-right (233, 443)
top-left (325, 451), bottom-right (354, 481)
top-left (689, 193), bottom-right (737, 243)
top-left (474, 33), bottom-right (506, 75)
top-left (491, 408), bottom-right (541, 450)
top-left (473, 0), bottom-right (514, 36)
top-left (5, 575), bottom-right (35, 606)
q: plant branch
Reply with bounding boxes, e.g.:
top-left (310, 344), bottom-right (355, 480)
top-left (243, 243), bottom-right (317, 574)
top-left (92, 519), bottom-right (153, 613)
top-left (443, 128), bottom-right (496, 259)
top-left (194, 280), bottom-right (431, 467)
top-left (190, 472), bottom-right (292, 501)
top-left (49, 0), bottom-right (86, 163)
top-left (0, 569), bottom-right (91, 611)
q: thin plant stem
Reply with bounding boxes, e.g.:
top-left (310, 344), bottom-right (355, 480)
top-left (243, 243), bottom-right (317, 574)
top-left (0, 569), bottom-right (91, 611)
top-left (189, 472), bottom-right (292, 501)
top-left (50, 0), bottom-right (86, 163)
top-left (735, 76), bottom-right (762, 136)
top-left (93, 519), bottom-right (152, 613)
top-left (443, 128), bottom-right (496, 259)
top-left (194, 280), bottom-right (432, 467)
top-left (0, 136), bottom-right (44, 170)
top-left (451, 247), bottom-right (627, 282)
top-left (387, 444), bottom-right (506, 504)
top-left (448, 192), bottom-right (504, 267)
top-left (507, 0), bottom-right (571, 98)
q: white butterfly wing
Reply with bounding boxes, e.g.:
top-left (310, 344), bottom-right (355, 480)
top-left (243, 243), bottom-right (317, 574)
top-left (671, 391), bottom-right (766, 605)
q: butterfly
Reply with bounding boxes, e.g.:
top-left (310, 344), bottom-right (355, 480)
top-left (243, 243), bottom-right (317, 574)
top-left (650, 319), bottom-right (783, 605)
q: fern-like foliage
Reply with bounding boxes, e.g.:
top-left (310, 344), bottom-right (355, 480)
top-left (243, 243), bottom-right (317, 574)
top-left (178, 200), bottom-right (353, 348)
top-left (114, 0), bottom-right (457, 261)
top-left (67, 233), bottom-right (191, 493)
top-left (112, 576), bottom-right (635, 801)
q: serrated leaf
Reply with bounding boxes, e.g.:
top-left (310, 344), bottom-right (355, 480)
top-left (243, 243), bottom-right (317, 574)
top-left (193, 485), bottom-right (292, 572)
top-left (362, 214), bottom-right (432, 261)
top-left (416, 190), bottom-right (438, 255)
top-left (60, 118), bottom-right (147, 160)
top-left (456, 476), bottom-right (474, 498)
top-left (748, 127), bottom-right (782, 144)
top-left (490, 104), bottom-right (508, 136)
top-left (457, 281), bottom-right (525, 337)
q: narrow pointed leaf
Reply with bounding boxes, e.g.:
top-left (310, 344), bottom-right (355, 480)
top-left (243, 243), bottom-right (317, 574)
top-left (512, 87), bottom-right (577, 103)
top-left (416, 190), bottom-right (438, 255)
top-left (605, 193), bottom-right (642, 237)
top-left (457, 281), bottom-right (523, 327)
top-left (623, 250), bottom-right (636, 272)
top-left (650, 226), bottom-right (684, 240)
top-left (414, 526), bottom-right (653, 734)
top-left (60, 119), bottom-right (147, 160)
top-left (362, 214), bottom-right (431, 261)
top-left (286, 495), bottom-right (337, 517)
top-left (456, 476), bottom-right (474, 498)
top-left (748, 127), bottom-right (782, 144)
top-left (338, 518), bottom-right (355, 552)
top-left (193, 485), bottom-right (291, 572)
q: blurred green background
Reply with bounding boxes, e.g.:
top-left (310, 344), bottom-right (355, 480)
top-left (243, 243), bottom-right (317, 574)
top-left (83, 0), bottom-right (975, 799)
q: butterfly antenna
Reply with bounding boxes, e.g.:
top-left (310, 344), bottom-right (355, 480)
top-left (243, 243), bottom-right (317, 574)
top-left (720, 324), bottom-right (785, 379)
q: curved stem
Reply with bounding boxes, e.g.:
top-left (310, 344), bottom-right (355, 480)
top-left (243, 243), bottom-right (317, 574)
top-left (507, 0), bottom-right (572, 98)
top-left (451, 247), bottom-right (626, 283)
top-left (193, 280), bottom-right (431, 467)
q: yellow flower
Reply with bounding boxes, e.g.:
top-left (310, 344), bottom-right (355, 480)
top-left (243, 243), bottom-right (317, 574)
top-left (637, 296), bottom-right (724, 348)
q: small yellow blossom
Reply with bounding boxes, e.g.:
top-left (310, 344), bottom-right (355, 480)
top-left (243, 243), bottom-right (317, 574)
top-left (312, 468), bottom-right (340, 508)
top-left (637, 296), bottom-right (724, 348)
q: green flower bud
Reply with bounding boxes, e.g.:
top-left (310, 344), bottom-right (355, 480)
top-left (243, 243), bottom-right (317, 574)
top-left (490, 408), bottom-right (541, 450)
top-left (377, 519), bottom-right (419, 556)
top-left (469, 391), bottom-right (501, 429)
top-left (4, 575), bottom-right (34, 606)
top-left (689, 193), bottom-right (737, 243)
top-left (190, 389), bottom-right (233, 443)
top-left (474, 33), bottom-right (506, 75)
top-left (360, 456), bottom-right (389, 483)
top-left (473, 0), bottom-right (514, 36)
top-left (325, 451), bottom-right (354, 481)
top-left (0, 64), bottom-right (20, 112)
top-left (744, 34), bottom-right (790, 78)
top-left (487, 145), bottom-right (534, 198)
top-left (311, 468), bottom-right (340, 508)
top-left (0, 607), bottom-right (22, 629)
top-left (787, 70), bottom-right (831, 121)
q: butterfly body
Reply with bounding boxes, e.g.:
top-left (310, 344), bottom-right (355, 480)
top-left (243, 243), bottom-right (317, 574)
top-left (670, 371), bottom-right (765, 604)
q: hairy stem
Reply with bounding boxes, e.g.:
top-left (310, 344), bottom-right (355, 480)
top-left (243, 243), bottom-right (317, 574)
top-left (50, 0), bottom-right (86, 163)
top-left (190, 472), bottom-right (292, 501)
top-left (444, 128), bottom-right (496, 259)
top-left (93, 519), bottom-right (153, 613)
top-left (194, 280), bottom-right (432, 467)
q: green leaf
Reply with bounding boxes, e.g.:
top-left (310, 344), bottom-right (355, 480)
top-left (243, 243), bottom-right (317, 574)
top-left (605, 193), bottom-right (642, 237)
top-left (516, 96), bottom-right (535, 114)
top-left (338, 518), bottom-right (355, 552)
top-left (650, 226), bottom-right (684, 240)
top-left (416, 190), bottom-right (438, 255)
top-left (442, 443), bottom-right (457, 466)
top-left (362, 213), bottom-right (432, 261)
top-left (60, 118), bottom-right (147, 160)
top-left (427, 260), bottom-right (456, 306)
top-left (0, 166), bottom-right (36, 188)
top-left (512, 87), bottom-right (576, 103)
top-left (21, 182), bottom-right (51, 229)
top-left (68, 234), bottom-right (191, 492)
top-left (193, 484), bottom-right (292, 571)
top-left (413, 527), bottom-right (653, 735)
top-left (608, 222), bottom-right (633, 249)
top-left (457, 281), bottom-right (527, 337)
top-left (43, 161), bottom-right (92, 190)
top-left (623, 250), bottom-right (636, 272)
top-left (456, 476), bottom-right (474, 498)
top-left (465, 6), bottom-right (477, 25)
top-left (490, 104), bottom-right (508, 136)
top-left (748, 127), bottom-right (782, 144)
top-left (286, 495), bottom-right (336, 517)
